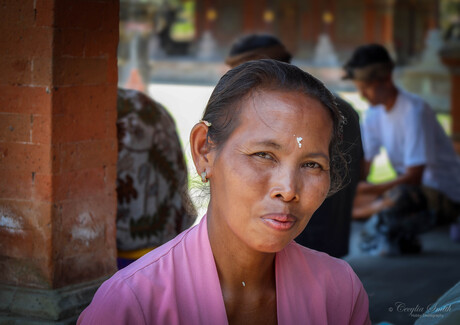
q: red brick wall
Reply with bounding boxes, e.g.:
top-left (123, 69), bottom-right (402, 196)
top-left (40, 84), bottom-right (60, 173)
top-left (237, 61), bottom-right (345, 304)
top-left (0, 0), bottom-right (119, 289)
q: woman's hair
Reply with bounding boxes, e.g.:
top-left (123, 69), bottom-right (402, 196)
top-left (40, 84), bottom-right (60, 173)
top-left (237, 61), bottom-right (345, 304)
top-left (201, 59), bottom-right (346, 196)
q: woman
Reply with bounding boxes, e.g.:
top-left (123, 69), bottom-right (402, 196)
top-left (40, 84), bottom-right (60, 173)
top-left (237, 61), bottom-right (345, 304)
top-left (78, 60), bottom-right (371, 324)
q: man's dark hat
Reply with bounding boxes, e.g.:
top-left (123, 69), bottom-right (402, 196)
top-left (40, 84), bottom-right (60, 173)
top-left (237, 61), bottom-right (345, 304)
top-left (343, 44), bottom-right (394, 80)
top-left (226, 34), bottom-right (292, 67)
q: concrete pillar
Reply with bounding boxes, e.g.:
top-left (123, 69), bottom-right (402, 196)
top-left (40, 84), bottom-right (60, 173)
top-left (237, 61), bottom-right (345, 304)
top-left (440, 43), bottom-right (460, 153)
top-left (0, 0), bottom-right (119, 323)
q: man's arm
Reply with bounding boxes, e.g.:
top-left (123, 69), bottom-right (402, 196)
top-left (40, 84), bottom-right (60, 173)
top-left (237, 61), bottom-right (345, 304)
top-left (357, 164), bottom-right (425, 196)
top-left (360, 159), bottom-right (371, 181)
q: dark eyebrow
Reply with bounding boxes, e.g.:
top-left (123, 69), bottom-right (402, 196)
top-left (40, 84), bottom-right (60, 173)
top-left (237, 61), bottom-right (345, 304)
top-left (250, 140), bottom-right (329, 162)
top-left (251, 140), bottom-right (282, 150)
top-left (306, 152), bottom-right (330, 164)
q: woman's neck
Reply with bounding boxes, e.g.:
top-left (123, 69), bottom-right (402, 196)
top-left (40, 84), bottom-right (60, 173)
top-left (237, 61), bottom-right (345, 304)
top-left (207, 213), bottom-right (278, 324)
top-left (207, 213), bottom-right (276, 291)
top-left (214, 244), bottom-right (276, 291)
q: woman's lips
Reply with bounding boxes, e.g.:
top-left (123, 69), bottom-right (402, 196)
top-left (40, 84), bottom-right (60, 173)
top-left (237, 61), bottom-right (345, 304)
top-left (260, 214), bottom-right (297, 231)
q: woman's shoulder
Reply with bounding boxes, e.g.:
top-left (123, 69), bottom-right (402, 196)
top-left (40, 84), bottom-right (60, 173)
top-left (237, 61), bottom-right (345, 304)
top-left (118, 224), bottom-right (197, 281)
top-left (102, 225), bottom-right (197, 289)
top-left (78, 225), bottom-right (200, 324)
top-left (279, 242), bottom-right (371, 324)
top-left (282, 242), bottom-right (361, 291)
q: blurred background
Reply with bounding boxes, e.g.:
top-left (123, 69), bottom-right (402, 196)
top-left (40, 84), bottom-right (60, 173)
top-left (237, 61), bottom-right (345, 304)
top-left (117, 2), bottom-right (460, 324)
top-left (118, 0), bottom-right (457, 192)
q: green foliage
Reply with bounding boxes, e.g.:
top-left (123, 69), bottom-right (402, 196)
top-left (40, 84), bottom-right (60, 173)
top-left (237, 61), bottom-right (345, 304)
top-left (367, 151), bottom-right (397, 184)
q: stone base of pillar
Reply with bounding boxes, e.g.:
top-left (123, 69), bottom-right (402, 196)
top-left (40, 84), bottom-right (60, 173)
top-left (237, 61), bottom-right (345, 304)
top-left (0, 276), bottom-right (109, 324)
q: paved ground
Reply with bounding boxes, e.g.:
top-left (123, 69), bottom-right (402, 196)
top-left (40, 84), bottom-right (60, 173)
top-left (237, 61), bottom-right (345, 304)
top-left (345, 222), bottom-right (460, 325)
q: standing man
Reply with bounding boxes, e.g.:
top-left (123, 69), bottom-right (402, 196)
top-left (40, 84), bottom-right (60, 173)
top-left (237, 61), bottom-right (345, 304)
top-left (344, 44), bottom-right (460, 231)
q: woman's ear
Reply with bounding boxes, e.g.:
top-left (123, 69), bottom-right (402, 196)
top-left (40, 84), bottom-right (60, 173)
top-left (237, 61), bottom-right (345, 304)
top-left (190, 123), bottom-right (214, 178)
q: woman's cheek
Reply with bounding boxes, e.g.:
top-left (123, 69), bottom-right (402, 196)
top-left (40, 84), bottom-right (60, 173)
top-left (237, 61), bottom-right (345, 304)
top-left (319, 173), bottom-right (331, 198)
top-left (303, 172), bottom-right (330, 201)
top-left (239, 156), bottom-right (273, 180)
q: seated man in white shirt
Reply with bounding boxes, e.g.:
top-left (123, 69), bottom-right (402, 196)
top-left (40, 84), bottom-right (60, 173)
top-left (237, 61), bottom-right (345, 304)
top-left (343, 44), bottom-right (460, 252)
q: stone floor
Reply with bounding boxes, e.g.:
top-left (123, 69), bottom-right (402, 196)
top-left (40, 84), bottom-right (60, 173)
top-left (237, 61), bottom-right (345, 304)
top-left (345, 221), bottom-right (460, 325)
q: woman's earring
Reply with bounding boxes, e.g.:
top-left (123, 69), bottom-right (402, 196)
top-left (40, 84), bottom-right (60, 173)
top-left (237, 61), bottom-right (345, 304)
top-left (201, 171), bottom-right (208, 183)
top-left (200, 120), bottom-right (212, 127)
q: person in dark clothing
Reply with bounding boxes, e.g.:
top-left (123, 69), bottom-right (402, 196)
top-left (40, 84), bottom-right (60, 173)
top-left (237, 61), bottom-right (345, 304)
top-left (226, 34), bottom-right (364, 257)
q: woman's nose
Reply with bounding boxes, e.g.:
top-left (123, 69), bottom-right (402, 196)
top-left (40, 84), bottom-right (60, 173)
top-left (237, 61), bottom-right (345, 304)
top-left (269, 167), bottom-right (300, 202)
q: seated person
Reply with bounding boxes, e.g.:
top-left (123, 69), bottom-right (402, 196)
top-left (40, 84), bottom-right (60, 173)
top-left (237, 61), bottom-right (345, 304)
top-left (116, 88), bottom-right (197, 268)
top-left (343, 44), bottom-right (460, 224)
top-left (78, 60), bottom-right (370, 324)
top-left (225, 34), bottom-right (364, 258)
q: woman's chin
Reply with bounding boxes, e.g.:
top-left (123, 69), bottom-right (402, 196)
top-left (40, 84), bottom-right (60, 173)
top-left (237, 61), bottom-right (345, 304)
top-left (253, 238), bottom-right (294, 254)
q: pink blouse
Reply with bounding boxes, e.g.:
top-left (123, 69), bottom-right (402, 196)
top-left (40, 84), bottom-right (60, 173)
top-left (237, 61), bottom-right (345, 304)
top-left (78, 215), bottom-right (371, 324)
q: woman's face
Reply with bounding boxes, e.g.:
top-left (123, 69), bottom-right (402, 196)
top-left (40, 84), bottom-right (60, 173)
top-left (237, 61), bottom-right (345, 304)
top-left (207, 90), bottom-right (333, 254)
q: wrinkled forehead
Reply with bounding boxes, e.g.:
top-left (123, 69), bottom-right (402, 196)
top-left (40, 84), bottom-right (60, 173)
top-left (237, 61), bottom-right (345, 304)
top-left (237, 89), bottom-right (332, 131)
top-left (242, 88), bottom-right (328, 118)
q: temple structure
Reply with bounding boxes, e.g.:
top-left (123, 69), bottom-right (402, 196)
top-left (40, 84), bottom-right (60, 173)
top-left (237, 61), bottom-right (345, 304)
top-left (192, 0), bottom-right (439, 63)
top-left (128, 0), bottom-right (443, 91)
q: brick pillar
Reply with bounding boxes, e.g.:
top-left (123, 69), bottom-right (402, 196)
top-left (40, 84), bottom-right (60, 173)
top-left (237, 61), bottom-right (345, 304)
top-left (364, 0), bottom-right (376, 43)
top-left (423, 0), bottom-right (439, 30)
top-left (0, 0), bottom-right (119, 323)
top-left (364, 0), bottom-right (395, 51)
top-left (242, 0), bottom-right (267, 32)
top-left (440, 43), bottom-right (460, 153)
top-left (196, 0), bottom-right (217, 35)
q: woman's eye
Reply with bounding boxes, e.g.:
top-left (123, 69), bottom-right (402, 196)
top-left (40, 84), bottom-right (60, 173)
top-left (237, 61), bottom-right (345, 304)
top-left (303, 162), bottom-right (321, 169)
top-left (254, 152), bottom-right (273, 160)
